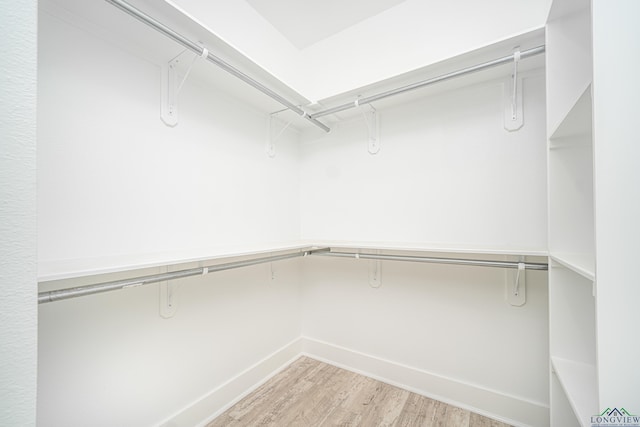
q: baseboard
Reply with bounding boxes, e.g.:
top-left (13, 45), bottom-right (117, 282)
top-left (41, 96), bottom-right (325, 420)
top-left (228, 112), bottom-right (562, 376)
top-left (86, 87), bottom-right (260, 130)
top-left (301, 337), bottom-right (549, 427)
top-left (156, 337), bottom-right (304, 427)
top-left (156, 336), bottom-right (549, 427)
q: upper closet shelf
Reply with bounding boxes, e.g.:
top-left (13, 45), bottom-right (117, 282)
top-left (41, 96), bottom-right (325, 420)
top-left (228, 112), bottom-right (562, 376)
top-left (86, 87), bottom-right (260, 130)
top-left (550, 84), bottom-right (592, 141)
top-left (49, 0), bottom-right (546, 132)
top-left (105, 0), bottom-right (329, 132)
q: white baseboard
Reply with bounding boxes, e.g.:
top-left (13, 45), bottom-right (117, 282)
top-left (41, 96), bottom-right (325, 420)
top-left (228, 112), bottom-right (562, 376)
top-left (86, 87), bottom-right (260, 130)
top-left (157, 336), bottom-right (549, 427)
top-left (301, 337), bottom-right (549, 427)
top-left (156, 337), bottom-right (303, 427)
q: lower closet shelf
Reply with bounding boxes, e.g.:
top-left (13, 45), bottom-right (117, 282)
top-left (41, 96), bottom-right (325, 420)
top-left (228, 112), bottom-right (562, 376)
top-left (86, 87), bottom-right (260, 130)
top-left (38, 243), bottom-right (549, 304)
top-left (551, 356), bottom-right (598, 426)
top-left (37, 242), bottom-right (317, 282)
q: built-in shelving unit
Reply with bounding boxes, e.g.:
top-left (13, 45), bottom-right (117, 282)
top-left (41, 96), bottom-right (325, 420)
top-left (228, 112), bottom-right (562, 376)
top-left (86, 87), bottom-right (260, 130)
top-left (548, 263), bottom-right (597, 426)
top-left (548, 84), bottom-right (594, 278)
top-left (546, 1), bottom-right (597, 425)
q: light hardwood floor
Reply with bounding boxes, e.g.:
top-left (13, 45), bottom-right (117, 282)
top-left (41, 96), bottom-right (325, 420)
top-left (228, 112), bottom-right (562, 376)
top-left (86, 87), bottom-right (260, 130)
top-left (207, 357), bottom-right (512, 427)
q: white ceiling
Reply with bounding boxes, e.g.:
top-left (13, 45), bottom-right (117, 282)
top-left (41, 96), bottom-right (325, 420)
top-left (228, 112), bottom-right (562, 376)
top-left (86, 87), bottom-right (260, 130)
top-left (245, 0), bottom-right (408, 50)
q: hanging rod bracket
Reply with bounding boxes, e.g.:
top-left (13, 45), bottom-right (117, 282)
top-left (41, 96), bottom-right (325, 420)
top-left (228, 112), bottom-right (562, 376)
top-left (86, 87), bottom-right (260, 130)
top-left (368, 251), bottom-right (382, 288)
top-left (359, 103), bottom-right (380, 155)
top-left (504, 48), bottom-right (524, 132)
top-left (159, 265), bottom-right (177, 319)
top-left (160, 49), bottom-right (204, 127)
top-left (506, 258), bottom-right (526, 306)
top-left (267, 112), bottom-right (295, 158)
top-left (160, 56), bottom-right (179, 126)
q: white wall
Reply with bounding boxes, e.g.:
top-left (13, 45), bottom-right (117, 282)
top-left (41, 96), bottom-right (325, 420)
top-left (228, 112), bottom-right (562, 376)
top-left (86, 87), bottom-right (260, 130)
top-left (301, 255), bottom-right (549, 425)
top-left (37, 8), bottom-right (303, 427)
top-left (299, 73), bottom-right (548, 251)
top-left (0, 0), bottom-right (38, 426)
top-left (38, 260), bottom-right (303, 427)
top-left (297, 72), bottom-right (550, 426)
top-left (37, 9), bottom-right (301, 267)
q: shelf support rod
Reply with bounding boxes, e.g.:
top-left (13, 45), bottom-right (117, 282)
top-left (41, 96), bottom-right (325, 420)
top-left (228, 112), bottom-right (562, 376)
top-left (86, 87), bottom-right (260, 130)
top-left (104, 0), bottom-right (330, 133)
top-left (313, 251), bottom-right (548, 270)
top-left (38, 248), bottom-right (328, 304)
top-left (310, 45), bottom-right (545, 119)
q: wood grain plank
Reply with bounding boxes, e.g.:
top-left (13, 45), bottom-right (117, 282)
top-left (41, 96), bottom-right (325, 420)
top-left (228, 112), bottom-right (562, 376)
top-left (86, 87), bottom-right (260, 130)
top-left (273, 362), bottom-right (353, 426)
top-left (395, 392), bottom-right (440, 426)
top-left (469, 411), bottom-right (513, 427)
top-left (358, 382), bottom-right (410, 427)
top-left (318, 370), bottom-right (375, 426)
top-left (440, 404), bottom-right (471, 426)
top-left (207, 357), bottom-right (513, 427)
top-left (208, 358), bottom-right (320, 426)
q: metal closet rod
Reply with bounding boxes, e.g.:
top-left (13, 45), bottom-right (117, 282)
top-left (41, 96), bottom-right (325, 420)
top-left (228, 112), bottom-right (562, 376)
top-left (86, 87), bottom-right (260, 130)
top-left (313, 251), bottom-right (549, 270)
top-left (38, 247), bottom-right (547, 304)
top-left (311, 45), bottom-right (546, 119)
top-left (104, 0), bottom-right (331, 133)
top-left (38, 248), bottom-right (325, 304)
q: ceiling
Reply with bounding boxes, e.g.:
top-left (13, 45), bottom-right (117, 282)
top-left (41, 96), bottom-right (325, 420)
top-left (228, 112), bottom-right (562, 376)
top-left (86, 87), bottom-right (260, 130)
top-left (245, 0), bottom-right (408, 49)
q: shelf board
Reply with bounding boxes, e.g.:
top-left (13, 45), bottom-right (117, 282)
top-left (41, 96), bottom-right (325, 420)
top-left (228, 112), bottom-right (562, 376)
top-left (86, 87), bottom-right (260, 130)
top-left (313, 240), bottom-right (548, 258)
top-left (39, 240), bottom-right (548, 282)
top-left (38, 242), bottom-right (318, 282)
top-left (549, 253), bottom-right (595, 281)
top-left (43, 0), bottom-right (311, 120)
top-left (551, 357), bottom-right (598, 427)
top-left (550, 84), bottom-right (592, 141)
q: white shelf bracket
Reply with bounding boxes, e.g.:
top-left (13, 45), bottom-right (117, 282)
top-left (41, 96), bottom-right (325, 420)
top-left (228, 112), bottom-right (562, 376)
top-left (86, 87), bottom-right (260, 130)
top-left (369, 260), bottom-right (382, 288)
top-left (161, 47), bottom-right (207, 127)
top-left (367, 251), bottom-right (382, 288)
top-left (504, 48), bottom-right (524, 132)
top-left (159, 266), bottom-right (178, 318)
top-left (266, 112), bottom-right (295, 158)
top-left (506, 258), bottom-right (526, 306)
top-left (270, 262), bottom-right (276, 281)
top-left (356, 101), bottom-right (380, 154)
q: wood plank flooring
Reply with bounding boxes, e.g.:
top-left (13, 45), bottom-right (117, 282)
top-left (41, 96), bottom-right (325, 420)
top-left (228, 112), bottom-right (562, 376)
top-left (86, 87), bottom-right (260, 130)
top-left (207, 357), bottom-right (512, 427)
